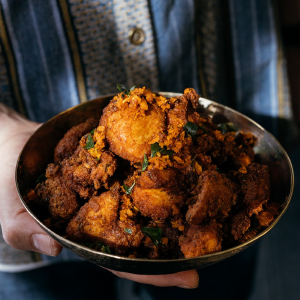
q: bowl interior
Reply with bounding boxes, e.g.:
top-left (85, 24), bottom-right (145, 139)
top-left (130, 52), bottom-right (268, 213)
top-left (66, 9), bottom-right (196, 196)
top-left (15, 93), bottom-right (294, 275)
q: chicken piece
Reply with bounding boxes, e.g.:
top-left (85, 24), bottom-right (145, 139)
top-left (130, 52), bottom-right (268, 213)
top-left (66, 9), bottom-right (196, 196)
top-left (100, 89), bottom-right (166, 163)
top-left (179, 222), bottom-right (222, 258)
top-left (239, 163), bottom-right (270, 216)
top-left (66, 185), bottom-right (143, 251)
top-left (132, 168), bottom-right (186, 221)
top-left (54, 118), bottom-right (98, 163)
top-left (186, 170), bottom-right (237, 225)
top-left (230, 210), bottom-right (251, 241)
top-left (256, 202), bottom-right (280, 227)
top-left (238, 227), bottom-right (261, 244)
top-left (36, 163), bottom-right (78, 221)
top-left (61, 146), bottom-right (117, 199)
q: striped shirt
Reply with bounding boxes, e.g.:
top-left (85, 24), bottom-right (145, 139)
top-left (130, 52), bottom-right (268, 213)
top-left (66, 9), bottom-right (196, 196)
top-left (0, 0), bottom-right (294, 142)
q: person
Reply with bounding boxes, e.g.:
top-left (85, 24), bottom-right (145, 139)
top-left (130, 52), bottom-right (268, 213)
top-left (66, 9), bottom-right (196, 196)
top-left (0, 0), bottom-right (298, 299)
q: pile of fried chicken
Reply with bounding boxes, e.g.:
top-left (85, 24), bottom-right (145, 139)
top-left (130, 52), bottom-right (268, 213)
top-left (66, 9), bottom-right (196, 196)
top-left (25, 87), bottom-right (279, 259)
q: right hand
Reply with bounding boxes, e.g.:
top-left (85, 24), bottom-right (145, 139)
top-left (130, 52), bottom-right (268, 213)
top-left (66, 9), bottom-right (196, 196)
top-left (0, 104), bottom-right (62, 256)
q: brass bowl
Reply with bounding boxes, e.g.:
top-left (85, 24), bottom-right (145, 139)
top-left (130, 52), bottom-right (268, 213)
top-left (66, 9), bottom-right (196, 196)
top-left (15, 93), bottom-right (294, 275)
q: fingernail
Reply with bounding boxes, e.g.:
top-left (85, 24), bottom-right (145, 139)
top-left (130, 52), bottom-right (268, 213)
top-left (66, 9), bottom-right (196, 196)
top-left (32, 234), bottom-right (55, 256)
top-left (178, 284), bottom-right (199, 289)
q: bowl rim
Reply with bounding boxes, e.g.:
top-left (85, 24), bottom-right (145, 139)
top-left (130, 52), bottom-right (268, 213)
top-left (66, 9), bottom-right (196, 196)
top-left (15, 92), bottom-right (295, 263)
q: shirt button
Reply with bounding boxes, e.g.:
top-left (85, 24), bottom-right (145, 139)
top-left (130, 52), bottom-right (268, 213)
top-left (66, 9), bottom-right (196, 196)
top-left (128, 27), bottom-right (145, 45)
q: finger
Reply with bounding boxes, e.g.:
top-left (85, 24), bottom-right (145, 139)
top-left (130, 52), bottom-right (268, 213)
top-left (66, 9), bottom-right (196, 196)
top-left (1, 210), bottom-right (62, 256)
top-left (109, 269), bottom-right (199, 289)
top-left (0, 126), bottom-right (62, 256)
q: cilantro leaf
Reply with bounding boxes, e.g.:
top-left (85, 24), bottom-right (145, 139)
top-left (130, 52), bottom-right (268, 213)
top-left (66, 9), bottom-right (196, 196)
top-left (124, 228), bottom-right (132, 234)
top-left (90, 128), bottom-right (96, 135)
top-left (142, 154), bottom-right (148, 171)
top-left (142, 227), bottom-right (162, 246)
top-left (151, 143), bottom-right (173, 158)
top-left (217, 122), bottom-right (238, 134)
top-left (116, 83), bottom-right (135, 96)
top-left (101, 245), bottom-right (111, 254)
top-left (123, 181), bottom-right (136, 194)
top-left (151, 143), bottom-right (161, 158)
top-left (160, 147), bottom-right (174, 157)
top-left (184, 121), bottom-right (199, 138)
top-left (83, 134), bottom-right (95, 150)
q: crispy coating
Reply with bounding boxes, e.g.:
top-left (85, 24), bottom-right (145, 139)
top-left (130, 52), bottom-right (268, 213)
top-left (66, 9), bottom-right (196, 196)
top-left (66, 185), bottom-right (144, 250)
top-left (230, 210), bottom-right (251, 241)
top-left (36, 164), bottom-right (79, 221)
top-left (100, 89), bottom-right (166, 163)
top-left (186, 170), bottom-right (237, 224)
top-left (26, 87), bottom-right (275, 259)
top-left (179, 222), bottom-right (222, 258)
top-left (132, 168), bottom-right (186, 220)
top-left (239, 163), bottom-right (270, 216)
top-left (54, 118), bottom-right (98, 163)
top-left (256, 202), bottom-right (280, 227)
top-left (61, 146), bottom-right (117, 199)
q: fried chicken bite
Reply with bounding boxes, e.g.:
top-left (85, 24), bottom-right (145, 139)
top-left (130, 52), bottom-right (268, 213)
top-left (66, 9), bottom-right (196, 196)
top-left (36, 163), bottom-right (79, 222)
top-left (61, 146), bottom-right (117, 199)
top-left (132, 167), bottom-right (187, 221)
top-left (230, 210), bottom-right (251, 241)
top-left (238, 163), bottom-right (271, 216)
top-left (186, 170), bottom-right (237, 225)
top-left (66, 184), bottom-right (144, 251)
top-left (179, 222), bottom-right (222, 258)
top-left (256, 202), bottom-right (280, 227)
top-left (54, 117), bottom-right (98, 163)
top-left (100, 88), bottom-right (166, 163)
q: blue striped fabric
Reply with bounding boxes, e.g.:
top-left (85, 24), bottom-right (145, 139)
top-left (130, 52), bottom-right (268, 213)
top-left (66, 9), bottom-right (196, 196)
top-left (150, 0), bottom-right (200, 93)
top-left (229, 0), bottom-right (279, 118)
top-left (0, 0), bottom-right (293, 133)
top-left (1, 0), bottom-right (79, 122)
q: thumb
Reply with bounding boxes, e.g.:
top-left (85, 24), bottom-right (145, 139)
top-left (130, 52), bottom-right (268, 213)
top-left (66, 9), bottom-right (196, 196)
top-left (1, 210), bottom-right (62, 257)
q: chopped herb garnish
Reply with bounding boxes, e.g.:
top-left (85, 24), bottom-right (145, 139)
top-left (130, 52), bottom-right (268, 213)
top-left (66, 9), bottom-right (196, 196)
top-left (151, 143), bottom-right (161, 158)
top-left (123, 181), bottom-right (136, 194)
top-left (160, 148), bottom-right (174, 157)
top-left (141, 227), bottom-right (162, 246)
top-left (83, 134), bottom-right (95, 150)
top-left (90, 128), bottom-right (96, 135)
top-left (124, 228), bottom-right (132, 234)
top-left (184, 121), bottom-right (199, 138)
top-left (36, 173), bottom-right (46, 185)
top-left (142, 154), bottom-right (148, 172)
top-left (101, 245), bottom-right (111, 254)
top-left (215, 168), bottom-right (220, 173)
top-left (116, 83), bottom-right (135, 96)
top-left (217, 122), bottom-right (238, 134)
top-left (150, 142), bottom-right (174, 158)
top-left (199, 126), bottom-right (207, 134)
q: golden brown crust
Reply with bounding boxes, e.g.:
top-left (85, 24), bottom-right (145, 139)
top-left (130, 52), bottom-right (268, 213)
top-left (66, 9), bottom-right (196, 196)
top-left (66, 185), bottom-right (144, 250)
top-left (179, 222), bottom-right (222, 258)
top-left (61, 146), bottom-right (117, 199)
top-left (36, 164), bottom-right (79, 221)
top-left (54, 118), bottom-right (98, 163)
top-left (186, 170), bottom-right (237, 224)
top-left (239, 163), bottom-right (271, 216)
top-left (132, 168), bottom-right (186, 220)
top-left (230, 210), bottom-right (251, 241)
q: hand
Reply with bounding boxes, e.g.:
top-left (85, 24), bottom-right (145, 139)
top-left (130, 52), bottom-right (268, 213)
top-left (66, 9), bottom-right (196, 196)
top-left (110, 269), bottom-right (199, 289)
top-left (0, 104), bottom-right (62, 256)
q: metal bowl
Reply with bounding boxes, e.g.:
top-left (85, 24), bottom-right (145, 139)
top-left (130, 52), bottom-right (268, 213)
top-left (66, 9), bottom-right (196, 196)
top-left (15, 93), bottom-right (294, 275)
